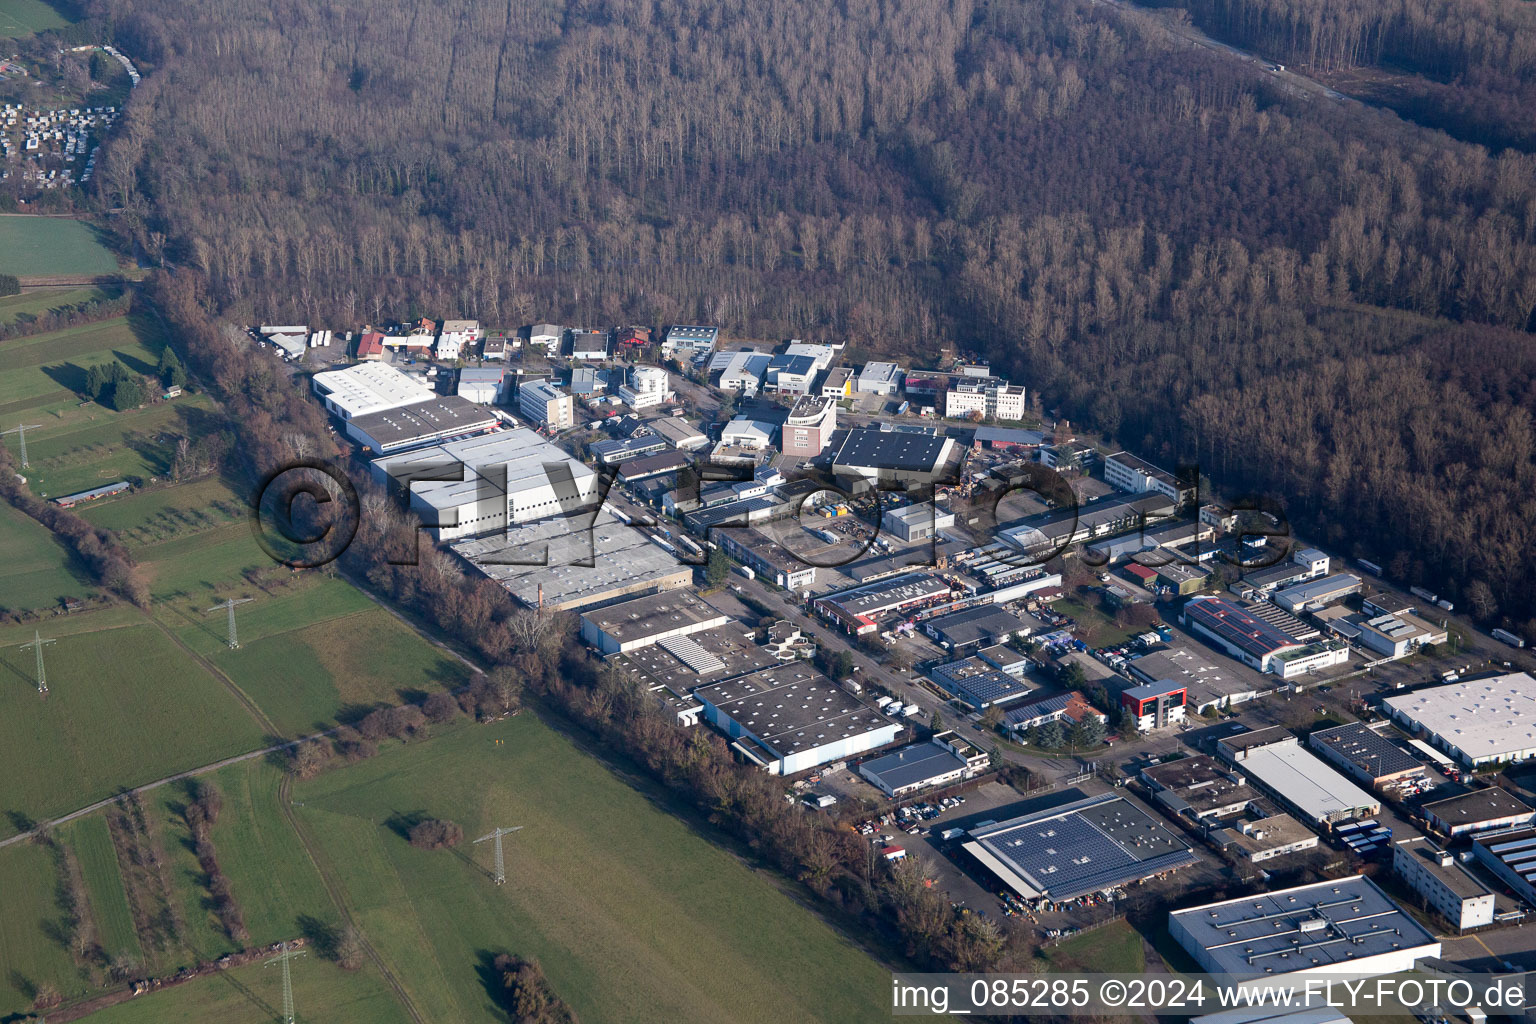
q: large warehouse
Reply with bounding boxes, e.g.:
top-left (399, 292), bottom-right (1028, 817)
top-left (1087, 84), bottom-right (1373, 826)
top-left (1169, 876), bottom-right (1440, 980)
top-left (858, 732), bottom-right (989, 798)
top-left (694, 663), bottom-right (901, 775)
top-left (372, 430), bottom-right (600, 540)
top-left (1216, 728), bottom-right (1380, 828)
top-left (963, 793), bottom-right (1198, 903)
top-left (579, 590), bottom-right (730, 655)
top-left (1382, 673), bottom-right (1536, 767)
top-left (452, 507), bottom-right (693, 612)
top-left (831, 427), bottom-right (955, 487)
top-left (312, 362), bottom-right (433, 420)
top-left (1307, 722), bottom-right (1425, 788)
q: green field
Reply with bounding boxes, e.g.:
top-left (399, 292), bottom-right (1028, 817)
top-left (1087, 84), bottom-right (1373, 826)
top-left (0, 217), bottom-right (118, 277)
top-left (1045, 920), bottom-right (1146, 973)
top-left (61, 814), bottom-right (141, 961)
top-left (296, 716), bottom-right (892, 1024)
top-left (0, 0), bottom-right (68, 37)
top-left (78, 475), bottom-right (247, 544)
top-left (0, 499), bottom-right (95, 611)
top-left (0, 614), bottom-right (267, 837)
top-left (135, 523), bottom-right (273, 600)
top-left (0, 284), bottom-right (114, 325)
top-left (78, 955), bottom-right (413, 1024)
top-left (0, 837), bottom-right (83, 1010)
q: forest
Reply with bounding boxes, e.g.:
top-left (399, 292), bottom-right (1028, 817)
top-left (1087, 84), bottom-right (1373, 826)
top-left (65, 0), bottom-right (1536, 633)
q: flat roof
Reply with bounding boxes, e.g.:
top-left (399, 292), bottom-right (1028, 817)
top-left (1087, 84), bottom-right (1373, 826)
top-left (1383, 673), bottom-right (1536, 761)
top-left (973, 426), bottom-right (1046, 446)
top-left (926, 605), bottom-right (1027, 645)
top-left (965, 792), bottom-right (1197, 901)
top-left (373, 429), bottom-right (596, 509)
top-left (1000, 493), bottom-right (1175, 549)
top-left (1170, 875), bottom-right (1437, 975)
top-left (1273, 573), bottom-right (1361, 605)
top-left (618, 624), bottom-right (782, 690)
top-left (1395, 837), bottom-right (1493, 900)
top-left (1106, 451), bottom-right (1181, 488)
top-left (1143, 754), bottom-right (1259, 815)
top-left (695, 663), bottom-right (893, 759)
top-left (312, 362), bottom-right (435, 417)
top-left (349, 397), bottom-right (500, 451)
top-left (859, 742), bottom-right (970, 792)
top-left (833, 428), bottom-right (952, 473)
top-left (1129, 647), bottom-right (1260, 708)
top-left (1421, 787), bottom-right (1536, 826)
top-left (452, 508), bottom-right (691, 610)
top-left (581, 590), bottom-right (727, 645)
top-left (1185, 597), bottom-right (1300, 660)
top-left (1125, 679), bottom-right (1186, 700)
top-left (1225, 741), bottom-right (1380, 824)
top-left (821, 572), bottom-right (949, 617)
top-left (1221, 813), bottom-right (1317, 856)
top-left (1309, 722), bottom-right (1422, 779)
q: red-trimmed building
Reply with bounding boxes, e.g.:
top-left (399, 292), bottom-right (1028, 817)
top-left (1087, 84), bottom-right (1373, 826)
top-left (356, 331), bottom-right (385, 360)
top-left (1121, 680), bottom-right (1187, 732)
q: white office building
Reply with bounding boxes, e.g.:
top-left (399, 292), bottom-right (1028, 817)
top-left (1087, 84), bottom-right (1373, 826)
top-left (518, 378), bottom-right (575, 431)
top-left (944, 381), bottom-right (1026, 421)
top-left (1392, 837), bottom-right (1495, 931)
top-left (618, 365), bottom-right (671, 409)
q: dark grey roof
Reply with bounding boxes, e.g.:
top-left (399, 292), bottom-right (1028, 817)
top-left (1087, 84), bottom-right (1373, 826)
top-left (834, 428), bottom-right (949, 472)
top-left (1422, 787), bottom-right (1536, 826)
top-left (860, 742), bottom-right (969, 791)
top-left (926, 605), bottom-right (1028, 647)
top-left (1309, 723), bottom-right (1422, 779)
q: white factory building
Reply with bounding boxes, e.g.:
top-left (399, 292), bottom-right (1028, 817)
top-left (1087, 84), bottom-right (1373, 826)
top-left (1216, 728), bottom-right (1380, 829)
top-left (312, 362), bottom-right (434, 421)
top-left (1383, 672), bottom-right (1536, 767)
top-left (579, 590), bottom-right (731, 656)
top-left (1169, 876), bottom-right (1440, 982)
top-left (372, 429), bottom-right (599, 540)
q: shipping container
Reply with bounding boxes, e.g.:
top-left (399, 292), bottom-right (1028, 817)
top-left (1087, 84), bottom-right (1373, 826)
top-left (1357, 559), bottom-right (1383, 576)
top-left (1493, 628), bottom-right (1527, 649)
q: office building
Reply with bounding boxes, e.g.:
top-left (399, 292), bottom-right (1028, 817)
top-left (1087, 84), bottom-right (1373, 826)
top-left (518, 378), bottom-right (575, 430)
top-left (1393, 837), bottom-right (1495, 931)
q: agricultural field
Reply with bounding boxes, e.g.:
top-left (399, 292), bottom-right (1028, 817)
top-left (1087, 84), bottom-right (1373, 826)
top-left (0, 0), bottom-right (68, 37)
top-left (0, 836), bottom-right (83, 1011)
top-left (0, 499), bottom-right (95, 612)
top-left (73, 955), bottom-right (412, 1024)
top-left (0, 283), bottom-right (114, 325)
top-left (296, 715), bottom-right (892, 1024)
top-left (0, 611), bottom-right (267, 837)
top-left (0, 216), bottom-right (118, 277)
top-left (77, 474), bottom-right (247, 544)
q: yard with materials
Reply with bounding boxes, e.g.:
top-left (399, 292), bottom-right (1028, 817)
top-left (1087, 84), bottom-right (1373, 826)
top-left (0, 612), bottom-right (267, 838)
top-left (0, 216), bottom-right (118, 277)
top-left (296, 714), bottom-right (893, 1024)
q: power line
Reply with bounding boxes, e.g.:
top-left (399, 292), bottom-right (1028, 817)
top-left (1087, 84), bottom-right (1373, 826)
top-left (1, 423), bottom-right (41, 468)
top-left (19, 630), bottom-right (56, 695)
top-left (473, 825), bottom-right (523, 885)
top-left (205, 597), bottom-right (254, 649)
top-left (264, 940), bottom-right (307, 1024)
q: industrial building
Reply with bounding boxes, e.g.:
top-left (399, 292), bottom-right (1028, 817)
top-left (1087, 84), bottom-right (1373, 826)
top-left (881, 502), bottom-right (955, 542)
top-left (1141, 754), bottom-right (1258, 822)
top-left (1122, 680), bottom-right (1187, 732)
top-left (1236, 547), bottom-right (1331, 596)
top-left (781, 395), bottom-right (838, 457)
top-left (712, 349), bottom-right (772, 395)
top-left (452, 507), bottom-right (693, 612)
top-left (1272, 574), bottom-right (1362, 614)
top-left (569, 329), bottom-right (610, 360)
top-left (1383, 673), bottom-right (1536, 767)
top-left (719, 527), bottom-right (817, 591)
top-left (518, 378), bottom-right (575, 430)
top-left (1393, 837), bottom-right (1495, 931)
top-left (814, 573), bottom-right (951, 634)
top-left (765, 353), bottom-right (819, 395)
top-left (661, 324), bottom-right (718, 360)
top-left (922, 605), bottom-right (1031, 651)
top-left (1352, 609), bottom-right (1448, 660)
top-left (964, 793), bottom-right (1198, 903)
top-left (857, 732), bottom-right (989, 798)
top-left (831, 427), bottom-right (955, 487)
top-left (1420, 788), bottom-right (1536, 838)
top-left (820, 366), bottom-right (854, 398)
top-left (999, 493), bottom-right (1176, 558)
top-left (1127, 647), bottom-right (1263, 714)
top-left (855, 361), bottom-right (904, 395)
top-left (591, 435), bottom-right (668, 466)
top-left (1103, 451), bottom-right (1198, 506)
top-left (1307, 723), bottom-right (1425, 788)
top-left (1471, 828), bottom-right (1536, 909)
top-left (579, 590), bottom-right (730, 655)
top-left (456, 367), bottom-right (505, 404)
top-left (1215, 814), bottom-right (1320, 863)
top-left (1183, 597), bottom-right (1308, 674)
top-left (1168, 876), bottom-right (1440, 980)
top-left (646, 416), bottom-right (709, 451)
top-left (346, 396), bottom-right (499, 455)
top-left (312, 362), bottom-right (435, 421)
top-left (528, 323), bottom-right (563, 349)
top-left (1216, 728), bottom-right (1380, 828)
top-left (930, 657), bottom-right (1034, 710)
top-left (372, 430), bottom-right (599, 540)
top-left (694, 663), bottom-right (901, 775)
top-left (616, 451), bottom-right (690, 484)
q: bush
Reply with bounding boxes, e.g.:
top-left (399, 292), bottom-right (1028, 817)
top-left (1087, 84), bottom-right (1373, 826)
top-left (0, 274), bottom-right (19, 297)
top-left (422, 691), bottom-right (461, 724)
top-left (407, 818), bottom-right (464, 850)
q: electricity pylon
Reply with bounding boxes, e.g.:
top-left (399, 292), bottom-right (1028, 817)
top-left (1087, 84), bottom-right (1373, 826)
top-left (264, 940), bottom-right (306, 1024)
top-left (20, 630), bottom-right (55, 694)
top-left (1, 423), bottom-right (41, 468)
top-left (473, 825), bottom-right (523, 885)
top-left (205, 597), bottom-right (254, 649)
